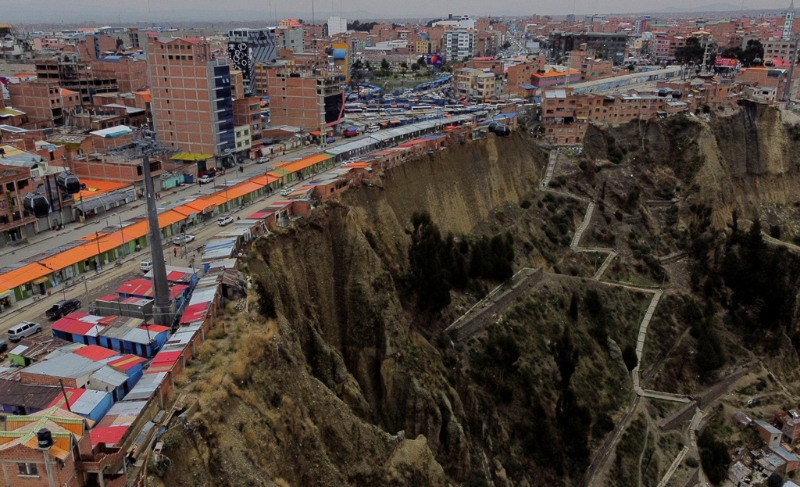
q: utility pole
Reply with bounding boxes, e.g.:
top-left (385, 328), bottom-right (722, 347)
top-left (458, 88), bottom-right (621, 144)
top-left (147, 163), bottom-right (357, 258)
top-left (784, 36), bottom-right (799, 102)
top-left (143, 155), bottom-right (174, 327)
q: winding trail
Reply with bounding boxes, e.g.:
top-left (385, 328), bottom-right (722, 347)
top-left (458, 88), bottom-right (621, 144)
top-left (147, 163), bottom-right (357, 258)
top-left (447, 146), bottom-right (727, 487)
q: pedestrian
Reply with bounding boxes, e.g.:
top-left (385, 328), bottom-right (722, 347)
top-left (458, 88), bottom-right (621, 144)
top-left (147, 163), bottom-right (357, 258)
top-left (173, 247), bottom-right (177, 257)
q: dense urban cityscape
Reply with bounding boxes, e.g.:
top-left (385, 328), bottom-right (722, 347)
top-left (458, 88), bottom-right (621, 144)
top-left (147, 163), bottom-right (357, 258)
top-left (0, 3), bottom-right (799, 487)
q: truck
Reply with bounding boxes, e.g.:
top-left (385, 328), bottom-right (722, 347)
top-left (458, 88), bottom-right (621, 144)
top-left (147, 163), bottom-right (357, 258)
top-left (343, 127), bottom-right (358, 138)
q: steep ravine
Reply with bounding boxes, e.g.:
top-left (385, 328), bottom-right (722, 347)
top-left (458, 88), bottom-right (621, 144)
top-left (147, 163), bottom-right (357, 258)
top-left (158, 105), bottom-right (800, 487)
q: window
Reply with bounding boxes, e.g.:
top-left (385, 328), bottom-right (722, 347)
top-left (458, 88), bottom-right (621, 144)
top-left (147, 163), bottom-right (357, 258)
top-left (17, 463), bottom-right (38, 476)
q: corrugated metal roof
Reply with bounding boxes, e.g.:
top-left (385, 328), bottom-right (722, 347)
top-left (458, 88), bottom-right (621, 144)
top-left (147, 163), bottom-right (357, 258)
top-left (89, 365), bottom-right (128, 388)
top-left (0, 379), bottom-right (61, 410)
top-left (123, 372), bottom-right (166, 402)
top-left (68, 389), bottom-right (110, 417)
top-left (24, 353), bottom-right (105, 380)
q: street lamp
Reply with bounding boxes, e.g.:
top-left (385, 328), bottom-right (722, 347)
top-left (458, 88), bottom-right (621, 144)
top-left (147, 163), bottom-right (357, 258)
top-left (117, 214), bottom-right (127, 256)
top-left (83, 277), bottom-right (90, 307)
top-left (94, 231), bottom-right (103, 271)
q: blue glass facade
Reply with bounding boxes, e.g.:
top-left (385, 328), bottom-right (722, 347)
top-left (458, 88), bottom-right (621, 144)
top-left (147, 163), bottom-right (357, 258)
top-left (211, 64), bottom-right (235, 155)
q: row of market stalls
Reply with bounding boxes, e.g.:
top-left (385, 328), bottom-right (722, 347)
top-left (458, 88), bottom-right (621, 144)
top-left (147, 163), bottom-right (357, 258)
top-left (0, 113), bottom-right (478, 304)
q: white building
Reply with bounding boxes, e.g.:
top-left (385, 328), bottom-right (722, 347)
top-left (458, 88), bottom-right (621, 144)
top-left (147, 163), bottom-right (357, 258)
top-left (328, 17), bottom-right (348, 37)
top-left (784, 1), bottom-right (795, 40)
top-left (444, 29), bottom-right (476, 62)
top-left (433, 15), bottom-right (476, 30)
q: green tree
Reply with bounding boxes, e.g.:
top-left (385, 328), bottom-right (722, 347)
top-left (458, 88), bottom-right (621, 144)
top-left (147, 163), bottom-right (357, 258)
top-left (569, 293), bottom-right (579, 321)
top-left (742, 39), bottom-right (764, 66)
top-left (502, 41), bottom-right (511, 49)
top-left (675, 37), bottom-right (706, 65)
top-left (554, 325), bottom-right (579, 390)
top-left (698, 430), bottom-right (730, 485)
top-left (381, 58), bottom-right (390, 70)
top-left (622, 344), bottom-right (638, 371)
top-left (408, 212), bottom-right (451, 313)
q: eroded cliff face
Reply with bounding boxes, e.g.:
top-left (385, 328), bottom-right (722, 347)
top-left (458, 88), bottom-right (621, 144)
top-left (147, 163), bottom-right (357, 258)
top-left (159, 106), bottom-right (800, 487)
top-left (160, 134), bottom-right (545, 486)
top-left (584, 102), bottom-right (800, 228)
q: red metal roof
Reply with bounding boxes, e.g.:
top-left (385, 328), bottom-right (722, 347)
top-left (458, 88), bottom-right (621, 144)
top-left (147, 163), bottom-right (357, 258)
top-left (51, 317), bottom-right (100, 336)
top-left (247, 211), bottom-right (274, 219)
top-left (139, 324), bottom-right (169, 334)
top-left (151, 350), bottom-right (182, 367)
top-left (107, 355), bottom-right (146, 372)
top-left (89, 425), bottom-right (128, 447)
top-left (116, 279), bottom-right (188, 300)
top-left (180, 302), bottom-right (209, 324)
top-left (72, 345), bottom-right (118, 361)
top-left (47, 387), bottom-right (85, 409)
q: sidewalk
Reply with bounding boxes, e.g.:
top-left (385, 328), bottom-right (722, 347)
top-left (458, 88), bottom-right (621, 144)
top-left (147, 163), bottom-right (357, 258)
top-left (0, 135), bottom-right (357, 267)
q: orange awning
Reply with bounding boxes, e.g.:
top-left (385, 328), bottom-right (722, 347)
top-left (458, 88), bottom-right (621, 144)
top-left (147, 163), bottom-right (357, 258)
top-left (0, 263), bottom-right (52, 291)
top-left (275, 153), bottom-right (331, 174)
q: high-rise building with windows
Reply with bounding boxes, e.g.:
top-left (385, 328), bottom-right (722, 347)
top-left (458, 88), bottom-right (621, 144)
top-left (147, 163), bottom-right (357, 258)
top-left (783, 0), bottom-right (795, 41)
top-left (443, 30), bottom-right (476, 62)
top-left (227, 28), bottom-right (278, 97)
top-left (147, 37), bottom-right (235, 160)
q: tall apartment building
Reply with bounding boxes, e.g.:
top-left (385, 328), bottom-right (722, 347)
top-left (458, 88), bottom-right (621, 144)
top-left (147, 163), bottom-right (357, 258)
top-left (444, 30), bottom-right (476, 62)
top-left (763, 38), bottom-right (800, 64)
top-left (278, 29), bottom-right (305, 53)
top-left (91, 56), bottom-right (149, 92)
top-left (266, 68), bottom-right (344, 131)
top-left (784, 1), bottom-right (796, 40)
top-left (34, 55), bottom-right (119, 104)
top-left (328, 17), bottom-right (348, 37)
top-left (148, 37), bottom-right (235, 159)
top-left (548, 32), bottom-right (628, 64)
top-left (233, 97), bottom-right (263, 149)
top-left (227, 28), bottom-right (278, 97)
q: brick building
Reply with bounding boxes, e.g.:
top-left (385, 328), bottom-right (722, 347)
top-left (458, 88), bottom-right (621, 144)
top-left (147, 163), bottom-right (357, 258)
top-left (0, 164), bottom-right (38, 245)
top-left (90, 56), bottom-right (148, 93)
top-left (0, 407), bottom-right (125, 487)
top-left (233, 98), bottom-right (263, 150)
top-left (34, 57), bottom-right (119, 105)
top-left (148, 37), bottom-right (235, 160)
top-left (8, 81), bottom-right (80, 127)
top-left (266, 68), bottom-right (344, 132)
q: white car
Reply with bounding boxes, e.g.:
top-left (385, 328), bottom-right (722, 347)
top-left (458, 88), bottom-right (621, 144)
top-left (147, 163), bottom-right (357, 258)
top-left (218, 216), bottom-right (234, 226)
top-left (280, 187), bottom-right (292, 196)
top-left (198, 174), bottom-right (214, 184)
top-left (173, 234), bottom-right (195, 245)
top-left (140, 259), bottom-right (153, 272)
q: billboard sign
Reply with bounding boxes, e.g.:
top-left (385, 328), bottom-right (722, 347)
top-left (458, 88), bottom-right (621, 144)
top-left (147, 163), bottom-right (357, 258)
top-left (715, 58), bottom-right (738, 68)
top-left (426, 54), bottom-right (444, 66)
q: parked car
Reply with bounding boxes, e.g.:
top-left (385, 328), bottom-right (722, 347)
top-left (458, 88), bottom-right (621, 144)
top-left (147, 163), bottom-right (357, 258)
top-left (198, 174), bottom-right (214, 184)
top-left (256, 157), bottom-right (269, 164)
top-left (173, 234), bottom-right (196, 245)
top-left (0, 340), bottom-right (7, 353)
top-left (280, 187), bottom-right (292, 196)
top-left (140, 259), bottom-right (153, 272)
top-left (218, 215), bottom-right (234, 226)
top-left (8, 322), bottom-right (42, 342)
top-left (45, 299), bottom-right (81, 320)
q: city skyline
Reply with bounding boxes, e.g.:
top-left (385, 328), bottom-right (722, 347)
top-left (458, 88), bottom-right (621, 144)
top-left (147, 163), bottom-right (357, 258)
top-left (2, 0), bottom-right (795, 23)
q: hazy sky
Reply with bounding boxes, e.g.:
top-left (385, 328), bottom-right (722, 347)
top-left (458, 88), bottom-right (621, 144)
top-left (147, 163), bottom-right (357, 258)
top-left (4, 0), bottom-right (794, 23)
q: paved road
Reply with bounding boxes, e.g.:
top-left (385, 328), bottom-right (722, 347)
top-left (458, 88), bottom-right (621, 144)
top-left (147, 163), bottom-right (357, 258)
top-left (0, 135), bottom-right (365, 269)
top-left (1, 168), bottom-right (320, 333)
top-left (0, 133), bottom-right (383, 331)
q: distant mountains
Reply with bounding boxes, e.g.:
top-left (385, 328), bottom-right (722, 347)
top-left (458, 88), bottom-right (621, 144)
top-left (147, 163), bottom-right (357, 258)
top-left (657, 2), bottom-right (750, 13)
